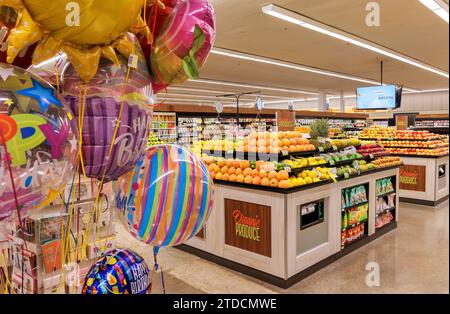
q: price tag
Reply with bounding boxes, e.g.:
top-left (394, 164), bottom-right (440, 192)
top-left (282, 150), bottom-right (289, 156)
top-left (344, 173), bottom-right (350, 179)
top-left (369, 154), bottom-right (374, 159)
top-left (284, 167), bottom-right (292, 173)
top-left (318, 147), bottom-right (324, 152)
top-left (128, 54), bottom-right (139, 69)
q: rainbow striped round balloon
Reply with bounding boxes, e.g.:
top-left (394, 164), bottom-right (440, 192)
top-left (115, 145), bottom-right (214, 248)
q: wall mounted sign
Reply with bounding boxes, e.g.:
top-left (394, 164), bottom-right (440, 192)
top-left (399, 165), bottom-right (426, 192)
top-left (276, 110), bottom-right (295, 131)
top-left (224, 199), bottom-right (271, 257)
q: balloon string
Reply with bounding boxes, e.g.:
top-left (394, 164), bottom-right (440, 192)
top-left (77, 84), bottom-right (88, 179)
top-left (153, 247), bottom-right (166, 294)
top-left (85, 65), bottom-right (132, 251)
top-left (54, 61), bottom-right (60, 95)
top-left (0, 129), bottom-right (27, 251)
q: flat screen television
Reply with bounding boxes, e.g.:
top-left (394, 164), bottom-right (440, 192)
top-left (356, 85), bottom-right (403, 110)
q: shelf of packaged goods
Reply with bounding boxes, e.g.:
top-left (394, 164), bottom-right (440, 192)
top-left (342, 234), bottom-right (368, 249)
top-left (376, 190), bottom-right (396, 198)
top-left (376, 207), bottom-right (396, 218)
top-left (342, 219), bottom-right (368, 232)
top-left (341, 200), bottom-right (369, 212)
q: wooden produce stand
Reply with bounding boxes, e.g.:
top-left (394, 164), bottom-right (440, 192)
top-left (178, 166), bottom-right (400, 288)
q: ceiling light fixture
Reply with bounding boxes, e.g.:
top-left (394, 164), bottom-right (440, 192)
top-left (188, 78), bottom-right (318, 95)
top-left (419, 0), bottom-right (449, 23)
top-left (210, 48), bottom-right (419, 93)
top-left (167, 87), bottom-right (292, 99)
top-left (261, 4), bottom-right (449, 79)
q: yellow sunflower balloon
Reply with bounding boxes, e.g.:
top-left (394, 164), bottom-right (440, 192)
top-left (0, 0), bottom-right (152, 82)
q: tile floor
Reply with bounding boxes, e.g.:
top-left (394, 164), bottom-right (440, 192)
top-left (116, 201), bottom-right (449, 294)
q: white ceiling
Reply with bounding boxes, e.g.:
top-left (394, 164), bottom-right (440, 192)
top-left (159, 0), bottom-right (449, 108)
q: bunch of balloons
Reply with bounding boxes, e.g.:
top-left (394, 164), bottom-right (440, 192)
top-left (1, 1), bottom-right (216, 294)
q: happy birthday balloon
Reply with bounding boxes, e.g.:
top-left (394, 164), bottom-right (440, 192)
top-left (0, 0), bottom-right (150, 82)
top-left (148, 0), bottom-right (216, 93)
top-left (82, 249), bottom-right (151, 295)
top-left (0, 63), bottom-right (77, 221)
top-left (62, 38), bottom-right (153, 182)
top-left (115, 145), bottom-right (214, 248)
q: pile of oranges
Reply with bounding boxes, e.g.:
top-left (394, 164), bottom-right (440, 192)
top-left (235, 131), bottom-right (315, 154)
top-left (203, 157), bottom-right (292, 189)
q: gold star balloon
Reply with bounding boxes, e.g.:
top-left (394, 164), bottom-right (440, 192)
top-left (0, 0), bottom-right (151, 82)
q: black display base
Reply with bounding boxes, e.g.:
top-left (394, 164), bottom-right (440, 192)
top-left (176, 222), bottom-right (398, 289)
top-left (400, 195), bottom-right (449, 207)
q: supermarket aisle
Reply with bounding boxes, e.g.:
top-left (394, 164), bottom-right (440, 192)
top-left (116, 200), bottom-right (449, 294)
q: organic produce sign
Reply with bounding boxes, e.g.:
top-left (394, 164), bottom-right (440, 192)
top-left (224, 199), bottom-right (271, 257)
top-left (399, 165), bottom-right (426, 192)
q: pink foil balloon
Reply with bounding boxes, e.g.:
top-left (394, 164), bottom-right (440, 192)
top-left (150, 0), bottom-right (216, 93)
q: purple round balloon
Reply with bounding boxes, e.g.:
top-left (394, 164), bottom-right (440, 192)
top-left (62, 37), bottom-right (153, 182)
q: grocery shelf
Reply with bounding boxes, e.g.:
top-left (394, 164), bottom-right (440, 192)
top-left (360, 137), bottom-right (441, 141)
top-left (376, 190), bottom-right (396, 198)
top-left (342, 200), bottom-right (369, 212)
top-left (389, 153), bottom-right (449, 159)
top-left (342, 219), bottom-right (368, 232)
top-left (212, 165), bottom-right (401, 195)
top-left (376, 207), bottom-right (396, 218)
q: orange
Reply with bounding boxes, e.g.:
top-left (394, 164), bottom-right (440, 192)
top-left (251, 169), bottom-right (260, 177)
top-left (222, 173), bottom-right (230, 181)
top-left (217, 159), bottom-right (226, 168)
top-left (221, 166), bottom-right (229, 174)
top-left (261, 177), bottom-right (270, 186)
top-left (213, 165), bottom-right (221, 173)
top-left (229, 174), bottom-right (237, 182)
top-left (268, 171), bottom-right (278, 180)
top-left (244, 175), bottom-right (253, 184)
top-left (269, 178), bottom-right (279, 188)
top-left (259, 170), bottom-right (268, 178)
top-left (236, 174), bottom-right (245, 183)
top-left (228, 167), bottom-right (236, 175)
top-left (226, 160), bottom-right (234, 168)
top-left (243, 168), bottom-right (253, 177)
top-left (277, 170), bottom-right (289, 181)
top-left (233, 160), bottom-right (241, 168)
top-left (240, 160), bottom-right (250, 169)
top-left (279, 180), bottom-right (292, 189)
top-left (282, 138), bottom-right (291, 147)
top-left (210, 171), bottom-right (216, 180)
top-left (208, 163), bottom-right (216, 172)
top-left (235, 168), bottom-right (243, 176)
top-left (252, 176), bottom-right (262, 185)
top-left (289, 145), bottom-right (296, 152)
top-left (216, 172), bottom-right (223, 180)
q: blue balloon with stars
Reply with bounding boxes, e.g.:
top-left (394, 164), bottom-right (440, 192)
top-left (82, 249), bottom-right (151, 295)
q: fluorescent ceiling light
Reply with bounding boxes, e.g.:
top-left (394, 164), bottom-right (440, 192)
top-left (210, 48), bottom-right (419, 93)
top-left (211, 47), bottom-right (382, 86)
top-left (167, 87), bottom-right (292, 99)
top-left (189, 78), bottom-right (318, 95)
top-left (419, 0), bottom-right (449, 23)
top-left (262, 4), bottom-right (449, 79)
